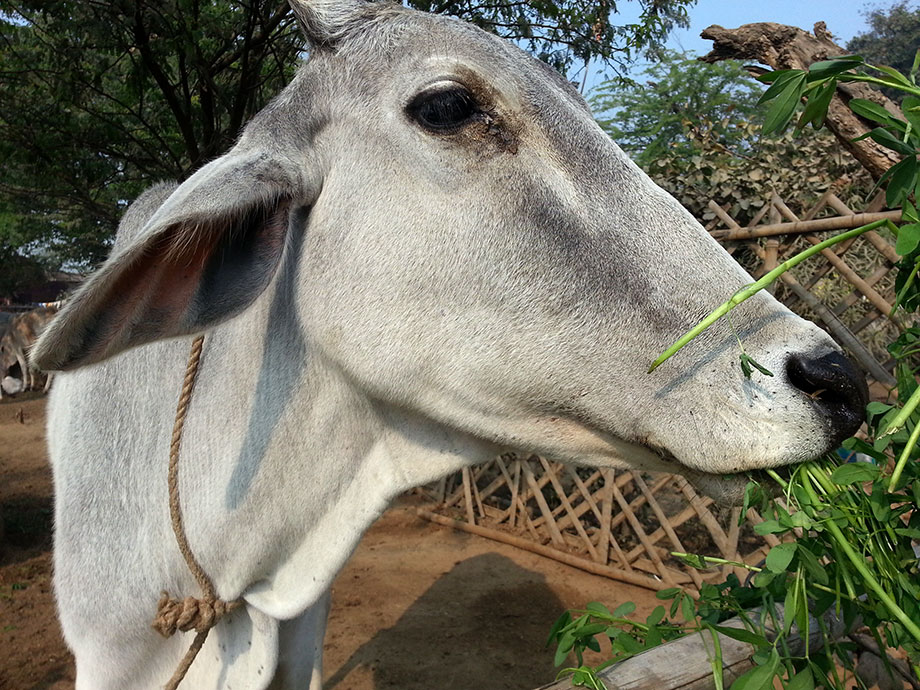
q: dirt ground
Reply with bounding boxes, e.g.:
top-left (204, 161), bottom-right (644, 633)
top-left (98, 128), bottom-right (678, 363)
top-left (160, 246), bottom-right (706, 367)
top-left (0, 395), bottom-right (661, 690)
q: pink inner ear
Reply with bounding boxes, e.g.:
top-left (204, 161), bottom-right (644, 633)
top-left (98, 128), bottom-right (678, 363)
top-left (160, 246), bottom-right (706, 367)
top-left (88, 223), bottom-right (223, 362)
top-left (37, 197), bottom-right (292, 371)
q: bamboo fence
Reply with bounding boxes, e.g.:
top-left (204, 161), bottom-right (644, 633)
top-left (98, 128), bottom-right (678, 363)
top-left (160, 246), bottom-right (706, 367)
top-left (417, 191), bottom-right (905, 592)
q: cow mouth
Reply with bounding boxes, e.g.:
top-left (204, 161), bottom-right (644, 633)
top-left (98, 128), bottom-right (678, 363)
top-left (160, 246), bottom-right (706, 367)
top-left (653, 446), bottom-right (792, 507)
top-left (677, 467), bottom-right (760, 507)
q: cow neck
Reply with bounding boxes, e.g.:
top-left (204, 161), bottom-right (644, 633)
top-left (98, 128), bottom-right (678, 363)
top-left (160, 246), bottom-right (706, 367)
top-left (151, 334), bottom-right (243, 690)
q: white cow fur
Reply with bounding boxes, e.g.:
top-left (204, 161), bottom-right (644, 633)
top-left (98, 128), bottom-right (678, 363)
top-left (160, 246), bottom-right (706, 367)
top-left (33, 1), bottom-right (865, 688)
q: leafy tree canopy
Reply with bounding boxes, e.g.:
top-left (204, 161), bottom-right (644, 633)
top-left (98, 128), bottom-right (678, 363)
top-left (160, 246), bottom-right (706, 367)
top-left (589, 51), bottom-right (762, 168)
top-left (590, 51), bottom-right (873, 226)
top-left (846, 1), bottom-right (920, 83)
top-left (0, 0), bottom-right (694, 272)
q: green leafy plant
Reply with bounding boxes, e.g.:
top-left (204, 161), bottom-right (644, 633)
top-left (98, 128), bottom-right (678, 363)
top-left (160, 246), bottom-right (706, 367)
top-left (546, 601), bottom-right (688, 685)
top-left (551, 50), bottom-right (920, 690)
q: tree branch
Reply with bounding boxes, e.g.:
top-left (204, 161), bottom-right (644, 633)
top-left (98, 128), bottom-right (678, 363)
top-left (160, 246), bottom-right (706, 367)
top-left (700, 21), bottom-right (903, 181)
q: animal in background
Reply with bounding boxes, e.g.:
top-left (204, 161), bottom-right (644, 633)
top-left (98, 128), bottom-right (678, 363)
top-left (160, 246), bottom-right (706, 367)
top-left (0, 305), bottom-right (59, 395)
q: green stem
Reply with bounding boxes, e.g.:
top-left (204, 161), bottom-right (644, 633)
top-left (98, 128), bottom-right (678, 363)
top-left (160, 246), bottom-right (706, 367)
top-left (839, 73), bottom-right (920, 98)
top-left (881, 383), bottom-right (920, 438)
top-left (765, 469), bottom-right (790, 490)
top-left (570, 611), bottom-right (650, 632)
top-left (805, 463), bottom-right (838, 497)
top-left (702, 624), bottom-right (725, 690)
top-left (671, 553), bottom-right (762, 571)
top-left (801, 479), bottom-right (920, 645)
top-left (891, 259), bottom-right (920, 317)
top-left (811, 581), bottom-right (857, 601)
top-left (889, 413), bottom-right (920, 491)
top-left (648, 220), bottom-right (889, 373)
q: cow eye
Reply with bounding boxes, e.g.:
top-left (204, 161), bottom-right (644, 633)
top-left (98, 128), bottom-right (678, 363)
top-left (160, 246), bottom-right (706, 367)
top-left (408, 85), bottom-right (480, 131)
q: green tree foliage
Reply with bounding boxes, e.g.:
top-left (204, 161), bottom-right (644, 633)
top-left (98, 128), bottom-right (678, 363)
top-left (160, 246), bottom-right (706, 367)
top-left (0, 0), bottom-right (695, 271)
top-left (847, 1), bottom-right (920, 88)
top-left (412, 0), bottom-right (695, 70)
top-left (590, 52), bottom-right (873, 226)
top-left (590, 51), bottom-right (762, 168)
top-left (0, 0), bottom-right (304, 268)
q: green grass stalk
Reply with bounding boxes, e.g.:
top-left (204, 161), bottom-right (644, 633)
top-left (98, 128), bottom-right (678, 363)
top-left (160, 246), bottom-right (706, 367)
top-left (880, 384), bottom-right (920, 439)
top-left (888, 415), bottom-right (920, 491)
top-left (800, 473), bottom-right (920, 645)
top-left (648, 220), bottom-right (889, 373)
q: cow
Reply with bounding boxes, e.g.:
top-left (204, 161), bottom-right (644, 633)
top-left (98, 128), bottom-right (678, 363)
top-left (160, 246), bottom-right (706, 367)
top-left (0, 306), bottom-right (59, 396)
top-left (31, 1), bottom-right (867, 688)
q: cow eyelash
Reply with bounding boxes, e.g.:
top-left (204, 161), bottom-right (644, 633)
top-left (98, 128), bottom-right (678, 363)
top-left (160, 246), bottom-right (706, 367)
top-left (407, 84), bottom-right (484, 132)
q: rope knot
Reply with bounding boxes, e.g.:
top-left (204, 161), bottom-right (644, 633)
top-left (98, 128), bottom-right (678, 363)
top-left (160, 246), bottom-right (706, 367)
top-left (153, 591), bottom-right (241, 637)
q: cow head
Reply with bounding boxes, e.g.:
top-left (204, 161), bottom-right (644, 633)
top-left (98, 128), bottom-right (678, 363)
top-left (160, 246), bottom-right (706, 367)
top-left (32, 0), bottom-right (866, 489)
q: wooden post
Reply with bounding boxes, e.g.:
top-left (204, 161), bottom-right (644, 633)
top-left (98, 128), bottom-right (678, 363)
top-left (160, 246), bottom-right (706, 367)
top-left (461, 467), bottom-right (476, 525)
top-left (597, 469), bottom-right (614, 565)
top-left (523, 460), bottom-right (566, 546)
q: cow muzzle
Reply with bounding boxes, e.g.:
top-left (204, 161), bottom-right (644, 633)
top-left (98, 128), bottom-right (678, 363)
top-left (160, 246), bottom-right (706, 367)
top-left (785, 350), bottom-right (868, 446)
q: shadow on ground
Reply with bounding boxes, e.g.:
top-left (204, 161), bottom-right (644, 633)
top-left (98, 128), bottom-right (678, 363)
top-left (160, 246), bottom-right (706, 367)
top-left (325, 552), bottom-right (566, 690)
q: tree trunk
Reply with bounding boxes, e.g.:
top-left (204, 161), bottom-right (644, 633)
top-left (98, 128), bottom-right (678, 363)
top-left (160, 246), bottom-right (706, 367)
top-left (700, 21), bottom-right (903, 182)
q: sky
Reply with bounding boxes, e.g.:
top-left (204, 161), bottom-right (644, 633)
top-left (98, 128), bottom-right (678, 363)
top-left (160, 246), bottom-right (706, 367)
top-left (666, 0), bottom-right (873, 55)
top-left (580, 0), bottom-right (887, 90)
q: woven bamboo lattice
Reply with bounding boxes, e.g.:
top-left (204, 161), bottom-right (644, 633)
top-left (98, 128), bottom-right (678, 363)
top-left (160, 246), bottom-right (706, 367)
top-left (418, 192), bottom-right (903, 592)
top-left (417, 456), bottom-right (781, 592)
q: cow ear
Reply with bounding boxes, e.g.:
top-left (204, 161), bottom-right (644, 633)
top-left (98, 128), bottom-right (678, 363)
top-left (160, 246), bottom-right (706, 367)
top-left (32, 150), bottom-right (309, 372)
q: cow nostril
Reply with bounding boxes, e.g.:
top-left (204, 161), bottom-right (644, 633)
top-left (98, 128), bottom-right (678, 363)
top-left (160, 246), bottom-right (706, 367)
top-left (786, 351), bottom-right (868, 441)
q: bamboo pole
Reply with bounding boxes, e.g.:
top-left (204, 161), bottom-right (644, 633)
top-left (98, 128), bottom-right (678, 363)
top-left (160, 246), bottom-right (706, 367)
top-left (852, 310), bottom-right (886, 336)
top-left (794, 193), bottom-right (888, 294)
top-left (537, 457), bottom-right (600, 561)
top-left (609, 478), bottom-right (678, 586)
top-left (461, 467), bottom-right (476, 525)
top-left (470, 470), bottom-right (487, 521)
top-left (802, 234), bottom-right (901, 326)
top-left (494, 456), bottom-right (541, 540)
top-left (722, 507), bottom-right (743, 581)
top-left (711, 209), bottom-right (901, 240)
top-left (608, 475), bottom-right (671, 532)
top-left (631, 473), bottom-right (704, 588)
top-left (832, 264), bottom-right (892, 315)
top-left (747, 243), bottom-right (895, 385)
top-left (674, 477), bottom-right (728, 554)
top-left (623, 502), bottom-right (714, 565)
top-left (523, 460), bottom-right (566, 546)
top-left (745, 198), bottom-right (772, 228)
top-left (597, 469), bottom-right (614, 565)
top-left (563, 466), bottom-right (605, 525)
top-left (416, 509), bottom-right (667, 591)
top-left (707, 200), bottom-right (742, 231)
top-left (509, 459), bottom-right (520, 529)
top-left (826, 193), bottom-right (899, 265)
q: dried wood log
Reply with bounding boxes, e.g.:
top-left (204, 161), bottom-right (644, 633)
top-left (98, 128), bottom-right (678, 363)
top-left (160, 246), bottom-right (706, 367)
top-left (700, 21), bottom-right (903, 181)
